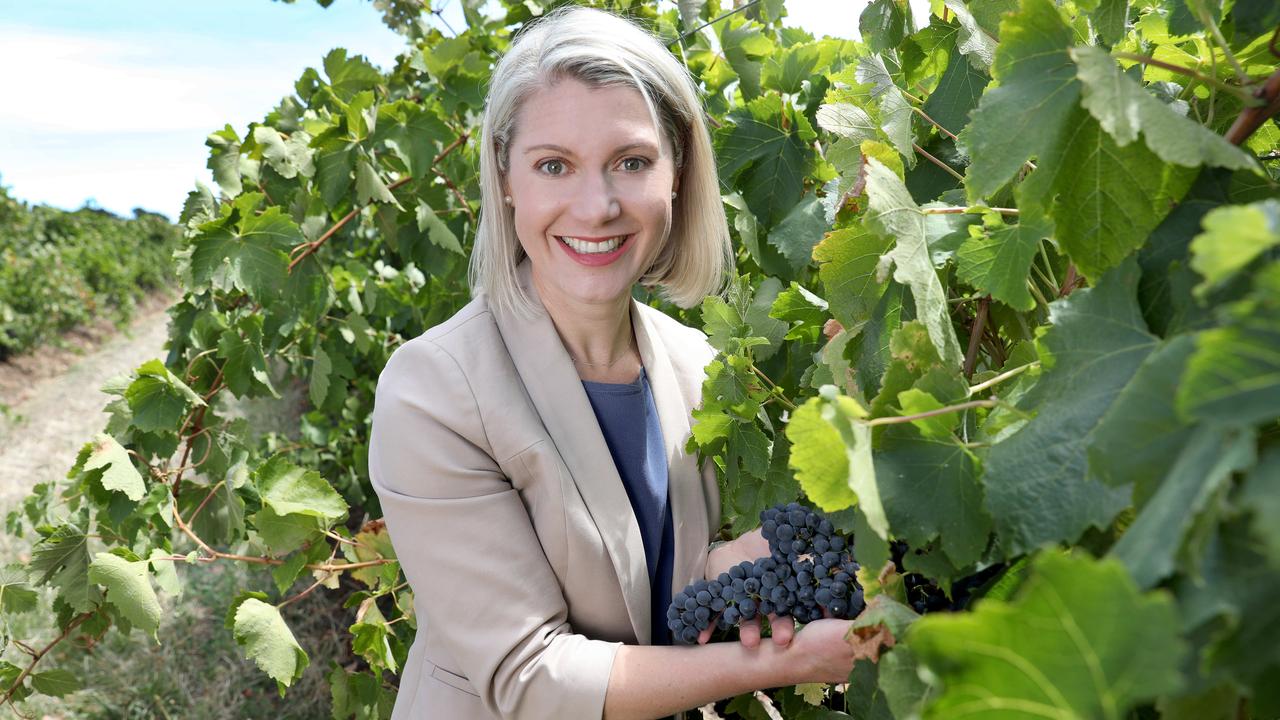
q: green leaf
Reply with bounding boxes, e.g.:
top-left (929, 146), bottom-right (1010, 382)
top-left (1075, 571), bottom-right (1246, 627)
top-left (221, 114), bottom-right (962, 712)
top-left (1072, 46), bottom-right (1256, 173)
top-left (416, 200), bottom-right (463, 254)
top-left (982, 260), bottom-right (1152, 555)
top-left (88, 552), bottom-right (162, 637)
top-left (148, 548), bottom-right (182, 598)
top-left (254, 455), bottom-right (347, 522)
top-left (961, 0), bottom-right (1080, 200)
top-left (1177, 303), bottom-right (1280, 426)
top-left (787, 388), bottom-right (888, 538)
top-left (314, 142), bottom-right (354, 208)
top-left (910, 553), bottom-right (1186, 720)
top-left (309, 345), bottom-right (332, 409)
top-left (218, 315), bottom-right (277, 398)
top-left (189, 205), bottom-right (300, 302)
top-left (767, 194), bottom-right (826, 272)
top-left (355, 158), bottom-right (399, 206)
top-left (893, 389), bottom-right (954, 440)
top-left (1110, 426), bottom-right (1254, 588)
top-left (955, 215), bottom-right (1052, 311)
top-left (1089, 0), bottom-right (1129, 45)
top-left (875, 428), bottom-right (992, 568)
top-left (206, 124), bottom-right (243, 196)
top-left (0, 566), bottom-right (37, 614)
top-left (72, 433), bottom-right (145, 502)
top-left (1087, 335), bottom-right (1197, 495)
top-left (717, 94), bottom-right (812, 226)
top-left (30, 525), bottom-right (95, 613)
top-left (1188, 199), bottom-right (1280, 295)
top-left (860, 0), bottom-right (910, 53)
top-left (29, 669), bottom-right (80, 697)
top-left (1241, 446), bottom-right (1280, 565)
top-left (252, 126), bottom-right (314, 180)
top-left (232, 597), bottom-right (309, 686)
top-left (816, 103), bottom-right (878, 143)
top-left (944, 0), bottom-right (998, 70)
top-left (863, 158), bottom-right (964, 368)
top-left (124, 360), bottom-right (204, 433)
top-left (920, 47), bottom-right (990, 137)
top-left (323, 48), bottom-right (382, 101)
top-left (814, 224), bottom-right (893, 333)
top-left (251, 506), bottom-right (322, 555)
top-left (1233, 0), bottom-right (1280, 37)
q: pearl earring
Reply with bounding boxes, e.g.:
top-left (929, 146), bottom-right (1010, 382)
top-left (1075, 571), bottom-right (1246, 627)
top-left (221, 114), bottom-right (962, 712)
top-left (671, 191), bottom-right (677, 199)
top-left (504, 195), bottom-right (512, 206)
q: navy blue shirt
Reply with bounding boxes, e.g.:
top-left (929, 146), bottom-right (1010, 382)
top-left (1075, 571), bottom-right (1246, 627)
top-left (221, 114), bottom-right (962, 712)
top-left (581, 367), bottom-right (676, 646)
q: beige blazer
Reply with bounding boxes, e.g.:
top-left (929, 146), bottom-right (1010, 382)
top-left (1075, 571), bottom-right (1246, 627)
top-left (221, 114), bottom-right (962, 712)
top-left (369, 262), bottom-right (720, 720)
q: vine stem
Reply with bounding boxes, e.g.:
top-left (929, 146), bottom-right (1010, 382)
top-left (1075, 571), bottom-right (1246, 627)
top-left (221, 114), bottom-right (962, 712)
top-left (1191, 0), bottom-right (1249, 86)
top-left (749, 362), bottom-right (797, 411)
top-left (287, 133), bottom-right (469, 273)
top-left (2, 611), bottom-right (94, 705)
top-left (963, 297), bottom-right (989, 379)
top-left (1226, 68), bottom-right (1280, 146)
top-left (921, 206), bottom-right (1019, 216)
top-left (968, 361), bottom-right (1039, 396)
top-left (1113, 52), bottom-right (1255, 102)
top-left (865, 399), bottom-right (998, 427)
top-left (912, 107), bottom-right (957, 140)
top-left (913, 143), bottom-right (965, 182)
top-left (668, 0), bottom-right (763, 47)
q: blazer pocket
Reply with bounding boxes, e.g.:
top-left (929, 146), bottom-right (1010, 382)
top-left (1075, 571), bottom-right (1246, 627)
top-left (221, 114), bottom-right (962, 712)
top-left (429, 662), bottom-right (480, 697)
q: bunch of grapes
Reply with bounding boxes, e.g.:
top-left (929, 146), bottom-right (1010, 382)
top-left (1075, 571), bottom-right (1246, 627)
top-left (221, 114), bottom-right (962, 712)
top-left (890, 541), bottom-right (1007, 614)
top-left (666, 502), bottom-right (866, 644)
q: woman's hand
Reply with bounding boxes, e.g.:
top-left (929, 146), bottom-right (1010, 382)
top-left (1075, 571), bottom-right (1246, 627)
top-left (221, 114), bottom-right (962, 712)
top-left (700, 528), bottom-right (796, 646)
top-left (783, 618), bottom-right (857, 684)
top-left (696, 611), bottom-right (795, 647)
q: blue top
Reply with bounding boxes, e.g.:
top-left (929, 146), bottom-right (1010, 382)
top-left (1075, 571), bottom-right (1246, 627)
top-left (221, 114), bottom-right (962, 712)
top-left (581, 367), bottom-right (675, 646)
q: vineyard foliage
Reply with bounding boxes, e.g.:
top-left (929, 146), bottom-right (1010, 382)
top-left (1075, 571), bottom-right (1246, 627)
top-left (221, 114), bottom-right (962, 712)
top-left (0, 183), bottom-right (181, 359)
top-left (3, 0), bottom-right (1280, 717)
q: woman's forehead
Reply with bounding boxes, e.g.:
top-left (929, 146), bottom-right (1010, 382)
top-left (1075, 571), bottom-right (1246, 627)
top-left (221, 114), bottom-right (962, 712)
top-left (511, 78), bottom-right (664, 149)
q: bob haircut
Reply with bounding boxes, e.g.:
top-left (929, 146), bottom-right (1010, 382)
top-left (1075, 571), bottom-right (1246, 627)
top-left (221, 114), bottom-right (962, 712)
top-left (469, 5), bottom-right (732, 319)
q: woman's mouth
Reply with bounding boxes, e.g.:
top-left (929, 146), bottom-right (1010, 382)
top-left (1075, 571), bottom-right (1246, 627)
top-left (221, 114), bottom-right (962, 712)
top-left (556, 234), bottom-right (633, 265)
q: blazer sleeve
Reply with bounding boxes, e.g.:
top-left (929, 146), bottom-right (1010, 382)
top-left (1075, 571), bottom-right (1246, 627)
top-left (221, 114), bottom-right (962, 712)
top-left (369, 337), bottom-right (621, 720)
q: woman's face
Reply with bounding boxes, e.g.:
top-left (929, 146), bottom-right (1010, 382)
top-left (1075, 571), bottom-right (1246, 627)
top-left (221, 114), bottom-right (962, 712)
top-left (504, 78), bottom-right (679, 311)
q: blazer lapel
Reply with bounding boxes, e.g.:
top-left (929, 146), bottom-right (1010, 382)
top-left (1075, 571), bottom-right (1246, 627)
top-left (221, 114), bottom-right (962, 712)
top-left (630, 304), bottom-right (710, 598)
top-left (492, 262), bottom-right (653, 644)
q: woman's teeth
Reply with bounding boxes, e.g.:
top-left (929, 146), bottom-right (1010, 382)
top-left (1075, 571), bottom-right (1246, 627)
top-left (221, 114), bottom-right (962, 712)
top-left (560, 235), bottom-right (626, 254)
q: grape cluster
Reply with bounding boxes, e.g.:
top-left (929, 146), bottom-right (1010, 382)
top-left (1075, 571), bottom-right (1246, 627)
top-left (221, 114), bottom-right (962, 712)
top-left (666, 502), bottom-right (866, 644)
top-left (890, 541), bottom-right (1006, 614)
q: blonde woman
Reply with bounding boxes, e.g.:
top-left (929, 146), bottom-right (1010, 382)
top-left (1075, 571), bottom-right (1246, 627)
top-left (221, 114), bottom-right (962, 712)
top-left (369, 7), bottom-right (858, 719)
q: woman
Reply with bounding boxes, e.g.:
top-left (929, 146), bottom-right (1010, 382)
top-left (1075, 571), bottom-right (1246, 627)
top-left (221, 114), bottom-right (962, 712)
top-left (368, 7), bottom-right (858, 719)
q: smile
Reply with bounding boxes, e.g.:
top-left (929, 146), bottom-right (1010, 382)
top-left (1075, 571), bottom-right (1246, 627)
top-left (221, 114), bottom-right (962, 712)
top-left (558, 235), bottom-right (629, 253)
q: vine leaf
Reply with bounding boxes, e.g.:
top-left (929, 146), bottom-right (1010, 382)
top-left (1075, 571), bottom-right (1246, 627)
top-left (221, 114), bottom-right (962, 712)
top-left (956, 215), bottom-right (1052, 311)
top-left (1188, 199), bottom-right (1280, 296)
top-left (124, 359), bottom-right (204, 434)
top-left (29, 669), bottom-right (80, 697)
top-left (1089, 0), bottom-right (1130, 45)
top-left (863, 158), bottom-right (964, 368)
top-left (229, 594), bottom-right (310, 689)
top-left (189, 201), bottom-right (300, 303)
top-left (982, 260), bottom-right (1151, 555)
top-left (920, 48), bottom-right (990, 137)
top-left (909, 553), bottom-right (1186, 720)
top-left (88, 552), bottom-right (162, 637)
top-left (0, 566), bottom-right (38, 615)
top-left (813, 224), bottom-right (894, 334)
top-left (70, 434), bottom-right (146, 502)
top-left (29, 525), bottom-right (97, 613)
top-left (254, 455), bottom-right (348, 522)
top-left (943, 0), bottom-right (997, 71)
top-left (219, 315), bottom-right (278, 398)
top-left (1071, 46), bottom-right (1256, 172)
top-left (717, 93), bottom-right (813, 226)
top-left (961, 0), bottom-right (1080, 200)
top-left (1110, 426), bottom-right (1255, 589)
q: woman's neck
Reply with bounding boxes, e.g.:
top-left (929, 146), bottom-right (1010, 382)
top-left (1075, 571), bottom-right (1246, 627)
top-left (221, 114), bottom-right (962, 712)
top-left (533, 275), bottom-right (641, 383)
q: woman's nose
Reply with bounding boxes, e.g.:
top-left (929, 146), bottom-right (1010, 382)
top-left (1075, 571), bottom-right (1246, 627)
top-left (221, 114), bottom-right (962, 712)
top-left (571, 171), bottom-right (622, 223)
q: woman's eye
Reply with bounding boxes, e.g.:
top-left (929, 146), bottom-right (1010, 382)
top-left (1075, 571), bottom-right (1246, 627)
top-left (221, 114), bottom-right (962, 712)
top-left (621, 157), bottom-right (648, 172)
top-left (538, 159), bottom-right (566, 175)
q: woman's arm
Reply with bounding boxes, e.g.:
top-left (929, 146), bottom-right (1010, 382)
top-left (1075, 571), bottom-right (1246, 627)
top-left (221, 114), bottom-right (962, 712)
top-left (603, 618), bottom-right (857, 720)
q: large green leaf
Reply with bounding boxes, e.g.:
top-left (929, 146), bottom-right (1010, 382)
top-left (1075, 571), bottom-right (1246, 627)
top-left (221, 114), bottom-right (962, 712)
top-left (863, 158), bottom-right (964, 368)
top-left (189, 204), bottom-right (300, 302)
top-left (30, 524), bottom-right (96, 613)
top-left (717, 94), bottom-right (812, 226)
top-left (944, 0), bottom-right (997, 70)
top-left (955, 216), bottom-right (1052, 311)
top-left (961, 0), bottom-right (1080, 200)
top-left (1072, 46), bottom-right (1256, 173)
top-left (875, 427), bottom-right (991, 569)
top-left (920, 48), bottom-right (990, 137)
top-left (253, 455), bottom-right (347, 522)
top-left (813, 224), bottom-right (893, 333)
top-left (88, 553), bottom-right (162, 637)
top-left (766, 194), bottom-right (827, 273)
top-left (230, 596), bottom-right (309, 687)
top-left (1110, 426), bottom-right (1254, 588)
top-left (124, 359), bottom-right (204, 434)
top-left (910, 552), bottom-right (1186, 719)
top-left (982, 260), bottom-right (1152, 555)
top-left (0, 566), bottom-right (37, 615)
top-left (70, 434), bottom-right (145, 502)
top-left (218, 315), bottom-right (277, 398)
top-left (1188, 199), bottom-right (1280, 295)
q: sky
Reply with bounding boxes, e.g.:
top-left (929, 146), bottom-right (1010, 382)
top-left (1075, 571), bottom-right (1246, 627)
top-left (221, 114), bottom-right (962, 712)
top-left (0, 0), bottom-right (928, 220)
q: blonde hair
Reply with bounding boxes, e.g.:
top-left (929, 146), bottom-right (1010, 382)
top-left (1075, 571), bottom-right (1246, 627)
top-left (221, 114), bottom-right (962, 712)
top-left (469, 5), bottom-right (732, 318)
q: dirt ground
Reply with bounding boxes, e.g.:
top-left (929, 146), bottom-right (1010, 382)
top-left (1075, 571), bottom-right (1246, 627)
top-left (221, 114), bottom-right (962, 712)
top-left (0, 294), bottom-right (175, 509)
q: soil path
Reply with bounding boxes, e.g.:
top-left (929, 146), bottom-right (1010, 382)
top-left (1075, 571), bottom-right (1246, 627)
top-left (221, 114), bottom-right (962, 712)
top-left (0, 296), bottom-right (175, 509)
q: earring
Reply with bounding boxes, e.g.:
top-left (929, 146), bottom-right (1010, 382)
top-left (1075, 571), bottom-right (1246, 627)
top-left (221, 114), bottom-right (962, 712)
top-left (671, 191), bottom-right (678, 199)
top-left (504, 195), bottom-right (513, 206)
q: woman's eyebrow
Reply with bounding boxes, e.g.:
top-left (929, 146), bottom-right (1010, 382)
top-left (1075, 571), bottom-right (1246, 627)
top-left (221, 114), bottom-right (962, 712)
top-left (522, 141), bottom-right (660, 156)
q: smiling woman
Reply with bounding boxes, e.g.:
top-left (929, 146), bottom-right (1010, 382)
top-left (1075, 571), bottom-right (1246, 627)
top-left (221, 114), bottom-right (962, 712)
top-left (367, 6), bottom-right (863, 720)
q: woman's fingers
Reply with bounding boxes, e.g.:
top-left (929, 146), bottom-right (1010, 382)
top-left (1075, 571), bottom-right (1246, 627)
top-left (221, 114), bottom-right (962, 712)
top-left (739, 615), bottom-right (762, 648)
top-left (769, 614), bottom-right (795, 646)
top-left (697, 623), bottom-right (714, 645)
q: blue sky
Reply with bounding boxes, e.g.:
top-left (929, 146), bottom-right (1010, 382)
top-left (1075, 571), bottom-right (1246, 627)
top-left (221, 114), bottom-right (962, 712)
top-left (0, 0), bottom-right (925, 220)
